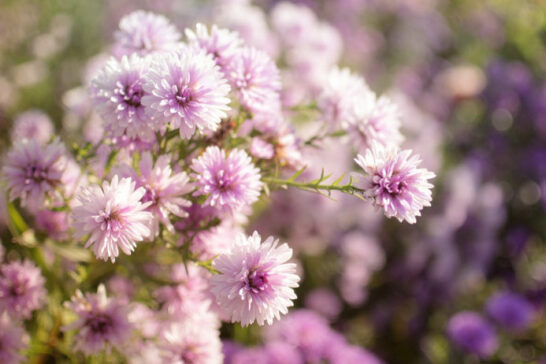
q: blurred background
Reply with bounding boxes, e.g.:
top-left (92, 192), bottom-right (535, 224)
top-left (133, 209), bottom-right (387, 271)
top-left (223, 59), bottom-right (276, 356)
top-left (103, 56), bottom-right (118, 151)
top-left (0, 0), bottom-right (545, 363)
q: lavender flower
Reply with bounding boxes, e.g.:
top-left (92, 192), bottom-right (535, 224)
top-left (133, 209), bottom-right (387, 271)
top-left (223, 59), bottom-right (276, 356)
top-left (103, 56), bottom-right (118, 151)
top-left (142, 49), bottom-right (231, 139)
top-left (0, 260), bottom-right (46, 319)
top-left (72, 175), bottom-right (153, 262)
top-left (11, 110), bottom-right (53, 144)
top-left (185, 23), bottom-right (243, 69)
top-left (64, 285), bottom-right (132, 355)
top-left (210, 231), bottom-right (300, 326)
top-left (117, 153), bottom-right (192, 238)
top-left (114, 11), bottom-right (181, 56)
top-left (355, 144), bottom-right (435, 223)
top-left (486, 292), bottom-right (534, 331)
top-left (2, 140), bottom-right (74, 210)
top-left (91, 55), bottom-right (155, 139)
top-left (250, 137), bottom-right (274, 160)
top-left (0, 313), bottom-right (28, 364)
top-left (447, 311), bottom-right (498, 358)
top-left (160, 321), bottom-right (223, 364)
top-left (225, 46), bottom-right (281, 114)
top-left (191, 146), bottom-right (262, 214)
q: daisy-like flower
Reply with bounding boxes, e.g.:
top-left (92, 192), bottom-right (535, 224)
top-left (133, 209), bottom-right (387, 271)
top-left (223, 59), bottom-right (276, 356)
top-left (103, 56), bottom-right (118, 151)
top-left (72, 175), bottom-right (152, 262)
top-left (210, 231), bottom-right (300, 326)
top-left (185, 23), bottom-right (243, 70)
top-left (191, 146), bottom-right (262, 215)
top-left (142, 50), bottom-right (231, 138)
top-left (2, 140), bottom-right (72, 210)
top-left (114, 11), bottom-right (181, 56)
top-left (91, 55), bottom-right (155, 139)
top-left (160, 321), bottom-right (223, 364)
top-left (117, 153), bottom-right (192, 238)
top-left (64, 285), bottom-right (132, 355)
top-left (250, 137), bottom-right (274, 160)
top-left (0, 260), bottom-right (46, 319)
top-left (355, 144), bottom-right (435, 224)
top-left (0, 313), bottom-right (28, 364)
top-left (317, 67), bottom-right (375, 128)
top-left (11, 110), bottom-right (53, 144)
top-left (345, 96), bottom-right (404, 151)
top-left (225, 46), bottom-right (281, 114)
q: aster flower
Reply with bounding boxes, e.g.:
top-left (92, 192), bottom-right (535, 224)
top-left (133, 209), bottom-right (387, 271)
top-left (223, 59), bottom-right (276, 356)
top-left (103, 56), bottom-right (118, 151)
top-left (345, 96), bottom-right (404, 151)
top-left (142, 50), bottom-right (231, 138)
top-left (191, 147), bottom-right (262, 214)
top-left (486, 292), bottom-right (534, 331)
top-left (114, 11), bottom-right (181, 56)
top-left (64, 285), bottom-right (132, 355)
top-left (0, 260), bottom-right (46, 319)
top-left (317, 67), bottom-right (375, 128)
top-left (185, 23), bottom-right (243, 70)
top-left (225, 46), bottom-right (281, 114)
top-left (160, 321), bottom-right (223, 364)
top-left (355, 144), bottom-right (435, 224)
top-left (0, 313), bottom-right (28, 364)
top-left (2, 140), bottom-right (73, 210)
top-left (116, 153), bottom-right (192, 238)
top-left (91, 55), bottom-right (156, 139)
top-left (250, 137), bottom-right (274, 160)
top-left (11, 110), bottom-right (53, 144)
top-left (210, 231), bottom-right (300, 326)
top-left (34, 209), bottom-right (70, 241)
top-left (447, 311), bottom-right (498, 358)
top-left (72, 175), bottom-right (153, 262)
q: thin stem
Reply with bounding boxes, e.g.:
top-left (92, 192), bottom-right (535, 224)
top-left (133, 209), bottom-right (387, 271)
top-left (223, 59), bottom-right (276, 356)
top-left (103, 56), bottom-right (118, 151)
top-left (263, 176), bottom-right (364, 196)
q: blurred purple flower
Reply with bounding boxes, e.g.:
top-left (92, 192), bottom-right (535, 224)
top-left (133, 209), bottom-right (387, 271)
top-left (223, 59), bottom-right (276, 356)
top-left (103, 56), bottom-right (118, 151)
top-left (447, 311), bottom-right (498, 358)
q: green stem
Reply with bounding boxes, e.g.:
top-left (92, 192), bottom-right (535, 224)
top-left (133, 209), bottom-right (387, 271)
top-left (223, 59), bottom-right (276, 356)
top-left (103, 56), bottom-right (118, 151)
top-left (263, 176), bottom-right (364, 195)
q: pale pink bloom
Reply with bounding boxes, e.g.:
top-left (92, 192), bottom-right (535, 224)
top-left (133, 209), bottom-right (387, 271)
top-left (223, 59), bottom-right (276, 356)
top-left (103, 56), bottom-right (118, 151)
top-left (11, 110), bottom-right (53, 144)
top-left (355, 144), bottom-right (435, 223)
top-left (0, 313), bottom-right (28, 364)
top-left (210, 231), bottom-right (300, 326)
top-left (0, 260), bottom-right (46, 319)
top-left (72, 175), bottom-right (153, 262)
top-left (250, 137), bottom-right (274, 160)
top-left (160, 321), bottom-right (223, 364)
top-left (185, 23), bottom-right (243, 70)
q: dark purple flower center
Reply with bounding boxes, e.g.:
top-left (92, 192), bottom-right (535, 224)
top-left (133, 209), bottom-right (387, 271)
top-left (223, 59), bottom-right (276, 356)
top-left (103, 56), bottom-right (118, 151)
top-left (9, 280), bottom-right (27, 297)
top-left (142, 185), bottom-right (159, 206)
top-left (98, 210), bottom-right (124, 236)
top-left (85, 313), bottom-right (113, 335)
top-left (117, 81), bottom-right (144, 108)
top-left (180, 347), bottom-right (198, 364)
top-left (175, 87), bottom-right (193, 107)
top-left (247, 269), bottom-right (268, 293)
top-left (214, 171), bottom-right (233, 193)
top-left (377, 174), bottom-right (407, 196)
top-left (25, 164), bottom-right (48, 184)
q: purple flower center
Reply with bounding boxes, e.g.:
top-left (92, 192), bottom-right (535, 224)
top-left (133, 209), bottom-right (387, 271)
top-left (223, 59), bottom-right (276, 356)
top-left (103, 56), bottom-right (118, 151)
top-left (117, 80), bottom-right (144, 108)
top-left (85, 313), bottom-right (113, 335)
top-left (97, 210), bottom-right (124, 236)
top-left (142, 185), bottom-right (159, 206)
top-left (180, 347), bottom-right (198, 364)
top-left (214, 170), bottom-right (233, 193)
top-left (175, 87), bottom-right (193, 107)
top-left (377, 174), bottom-right (407, 196)
top-left (234, 73), bottom-right (251, 89)
top-left (9, 280), bottom-right (27, 297)
top-left (247, 269), bottom-right (268, 293)
top-left (25, 164), bottom-right (48, 184)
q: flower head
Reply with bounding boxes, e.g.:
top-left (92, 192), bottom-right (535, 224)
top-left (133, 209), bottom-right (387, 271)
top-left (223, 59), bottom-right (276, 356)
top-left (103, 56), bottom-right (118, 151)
top-left (191, 146), bottom-right (262, 215)
top-left (0, 260), bottom-right (46, 319)
top-left (160, 321), bottom-right (223, 364)
top-left (72, 175), bottom-right (152, 262)
top-left (225, 46), bottom-right (281, 114)
top-left (210, 231), bottom-right (300, 326)
top-left (114, 11), bottom-right (181, 56)
top-left (486, 292), bottom-right (534, 331)
top-left (91, 55), bottom-right (155, 139)
top-left (185, 23), bottom-right (243, 69)
top-left (447, 311), bottom-right (498, 358)
top-left (355, 144), bottom-right (435, 223)
top-left (2, 140), bottom-right (74, 210)
top-left (11, 110), bottom-right (53, 144)
top-left (0, 313), bottom-right (28, 364)
top-left (142, 50), bottom-right (231, 138)
top-left (64, 285), bottom-right (132, 355)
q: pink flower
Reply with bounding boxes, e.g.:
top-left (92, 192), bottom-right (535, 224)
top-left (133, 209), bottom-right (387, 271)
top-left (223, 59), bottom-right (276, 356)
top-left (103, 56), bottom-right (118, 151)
top-left (72, 175), bottom-right (153, 262)
top-left (64, 285), bottom-right (132, 355)
top-left (11, 110), bottom-right (53, 144)
top-left (160, 321), bottom-right (223, 364)
top-left (191, 146), bottom-right (262, 215)
top-left (185, 23), bottom-right (243, 70)
top-left (355, 144), bottom-right (435, 223)
top-left (0, 260), bottom-right (46, 319)
top-left (0, 313), bottom-right (28, 364)
top-left (250, 137), bottom-right (274, 160)
top-left (210, 231), bottom-right (300, 326)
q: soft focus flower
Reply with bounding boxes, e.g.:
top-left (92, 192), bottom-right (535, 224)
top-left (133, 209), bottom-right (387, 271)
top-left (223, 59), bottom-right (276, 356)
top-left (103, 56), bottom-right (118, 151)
top-left (250, 137), bottom-right (274, 159)
top-left (11, 110), bottom-right (53, 144)
top-left (191, 147), bottom-right (262, 215)
top-left (64, 285), bottom-right (132, 355)
top-left (0, 313), bottom-right (28, 364)
top-left (91, 55), bottom-right (155, 139)
top-left (114, 11), bottom-right (181, 56)
top-left (142, 50), bottom-right (231, 139)
top-left (117, 153), bottom-right (192, 238)
top-left (3, 140), bottom-right (74, 210)
top-left (0, 260), bottom-right (46, 319)
top-left (210, 231), bottom-right (299, 326)
top-left (160, 321), bottom-right (223, 364)
top-left (355, 144), bottom-right (435, 223)
top-left (486, 292), bottom-right (534, 331)
top-left (185, 23), bottom-right (243, 69)
top-left (72, 175), bottom-right (152, 262)
top-left (447, 311), bottom-right (498, 358)
top-left (34, 209), bottom-right (70, 241)
top-left (264, 341), bottom-right (304, 364)
top-left (225, 46), bottom-right (281, 114)
top-left (305, 288), bottom-right (342, 320)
